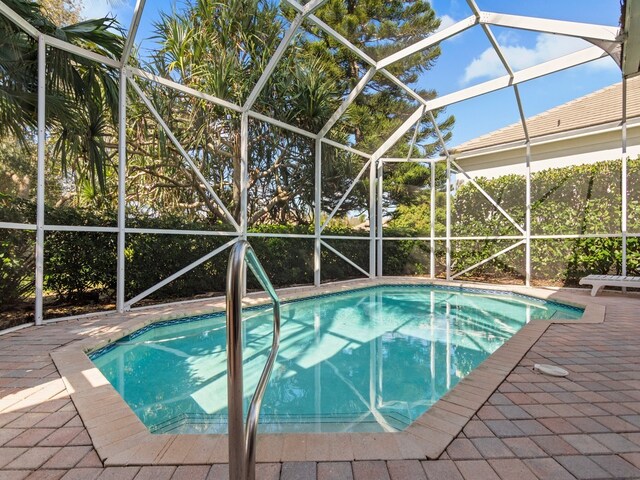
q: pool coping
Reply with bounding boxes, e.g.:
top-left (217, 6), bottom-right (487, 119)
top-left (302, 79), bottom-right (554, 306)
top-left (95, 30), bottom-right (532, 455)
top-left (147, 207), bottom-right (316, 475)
top-left (50, 278), bottom-right (606, 465)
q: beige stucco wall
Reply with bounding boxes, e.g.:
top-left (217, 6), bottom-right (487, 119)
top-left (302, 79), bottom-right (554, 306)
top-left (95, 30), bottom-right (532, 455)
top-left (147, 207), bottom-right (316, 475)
top-left (455, 125), bottom-right (640, 179)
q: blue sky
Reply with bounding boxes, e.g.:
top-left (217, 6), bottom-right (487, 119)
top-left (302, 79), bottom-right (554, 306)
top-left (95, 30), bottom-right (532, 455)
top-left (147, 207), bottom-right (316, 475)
top-left (427, 0), bottom-right (622, 146)
top-left (85, 0), bottom-right (623, 147)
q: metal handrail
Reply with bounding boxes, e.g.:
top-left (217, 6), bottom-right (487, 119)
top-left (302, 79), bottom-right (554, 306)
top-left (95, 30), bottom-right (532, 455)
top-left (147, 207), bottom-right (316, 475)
top-left (226, 240), bottom-right (281, 480)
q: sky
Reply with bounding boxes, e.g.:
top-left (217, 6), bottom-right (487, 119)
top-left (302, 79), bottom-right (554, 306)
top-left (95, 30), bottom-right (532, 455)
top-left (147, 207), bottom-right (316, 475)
top-left (82, 0), bottom-right (624, 148)
top-left (426, 0), bottom-right (622, 146)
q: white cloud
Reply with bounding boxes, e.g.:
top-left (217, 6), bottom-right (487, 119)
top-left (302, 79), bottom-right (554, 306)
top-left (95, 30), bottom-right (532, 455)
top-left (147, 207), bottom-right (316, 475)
top-left (80, 0), bottom-right (130, 20)
top-left (436, 14), bottom-right (456, 33)
top-left (460, 33), bottom-right (613, 85)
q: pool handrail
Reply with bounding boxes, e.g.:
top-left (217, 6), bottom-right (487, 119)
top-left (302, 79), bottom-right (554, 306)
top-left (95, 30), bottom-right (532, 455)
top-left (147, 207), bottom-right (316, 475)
top-left (226, 240), bottom-right (281, 480)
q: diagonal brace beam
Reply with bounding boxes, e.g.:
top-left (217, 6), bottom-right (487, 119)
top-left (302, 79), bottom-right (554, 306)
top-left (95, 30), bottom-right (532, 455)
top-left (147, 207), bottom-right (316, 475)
top-left (466, 0), bottom-right (514, 77)
top-left (0, 0), bottom-right (39, 37)
top-left (243, 15), bottom-right (305, 111)
top-left (322, 107), bottom-right (426, 242)
top-left (406, 114), bottom-right (422, 160)
top-left (121, 0), bottom-right (146, 65)
top-left (451, 239), bottom-right (525, 280)
top-left (243, 0), bottom-right (331, 112)
top-left (429, 110), bottom-right (450, 158)
top-left (320, 240), bottom-right (369, 277)
top-left (283, 0), bottom-right (377, 66)
top-left (321, 159), bottom-right (371, 231)
top-left (377, 15), bottom-right (478, 69)
top-left (371, 107), bottom-right (426, 163)
top-left (319, 67), bottom-right (377, 138)
top-left (284, 0), bottom-right (434, 129)
top-left (129, 78), bottom-right (241, 230)
top-left (513, 85), bottom-right (530, 142)
top-left (125, 238), bottom-right (239, 309)
top-left (451, 159), bottom-right (525, 235)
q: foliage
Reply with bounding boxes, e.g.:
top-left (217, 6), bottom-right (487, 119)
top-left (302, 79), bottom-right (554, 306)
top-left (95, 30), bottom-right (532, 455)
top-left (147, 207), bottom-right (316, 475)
top-left (1, 1), bottom-right (637, 323)
top-left (383, 157), bottom-right (640, 284)
top-left (298, 0), bottom-right (454, 157)
top-left (0, 138), bottom-right (36, 200)
top-left (40, 0), bottom-right (82, 26)
top-left (0, 195), bottom-right (35, 304)
top-left (382, 238), bottom-right (430, 276)
top-left (122, 0), bottom-right (455, 225)
top-left (440, 158), bottom-right (636, 283)
top-left (2, 0), bottom-right (455, 229)
top-left (0, 196), bottom-right (423, 308)
top-left (0, 0), bottom-right (123, 198)
top-left (3, 157), bottom-right (637, 318)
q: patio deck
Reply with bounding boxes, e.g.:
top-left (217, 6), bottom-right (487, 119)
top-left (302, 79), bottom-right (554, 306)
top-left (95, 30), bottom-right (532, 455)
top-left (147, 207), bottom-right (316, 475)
top-left (1, 286), bottom-right (640, 480)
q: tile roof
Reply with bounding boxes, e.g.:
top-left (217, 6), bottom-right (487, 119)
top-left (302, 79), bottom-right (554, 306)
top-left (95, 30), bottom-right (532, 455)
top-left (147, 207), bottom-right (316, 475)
top-left (452, 76), bottom-right (640, 154)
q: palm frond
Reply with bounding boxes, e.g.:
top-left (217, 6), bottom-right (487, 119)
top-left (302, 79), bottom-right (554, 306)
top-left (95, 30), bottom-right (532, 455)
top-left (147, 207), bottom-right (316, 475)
top-left (0, 0), bottom-right (125, 191)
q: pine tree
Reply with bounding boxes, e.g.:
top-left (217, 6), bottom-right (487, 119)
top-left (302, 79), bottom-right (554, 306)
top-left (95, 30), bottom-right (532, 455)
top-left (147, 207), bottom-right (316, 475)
top-left (299, 0), bottom-right (454, 157)
top-left (289, 0), bottom-right (455, 216)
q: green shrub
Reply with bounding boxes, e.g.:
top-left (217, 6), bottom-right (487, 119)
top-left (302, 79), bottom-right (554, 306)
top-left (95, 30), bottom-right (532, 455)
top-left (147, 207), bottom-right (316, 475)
top-left (1, 157), bottom-right (638, 313)
top-left (0, 195), bottom-right (36, 306)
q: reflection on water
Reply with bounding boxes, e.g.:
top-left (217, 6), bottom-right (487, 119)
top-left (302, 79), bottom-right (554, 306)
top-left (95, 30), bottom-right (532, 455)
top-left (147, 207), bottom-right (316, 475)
top-left (92, 286), bottom-right (582, 433)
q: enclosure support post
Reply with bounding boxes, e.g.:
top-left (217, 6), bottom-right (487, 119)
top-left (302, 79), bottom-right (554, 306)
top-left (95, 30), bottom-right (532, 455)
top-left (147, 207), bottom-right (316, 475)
top-left (241, 113), bottom-right (249, 296)
top-left (445, 300), bottom-right (451, 389)
top-left (314, 138), bottom-right (322, 286)
top-left (377, 160), bottom-right (383, 277)
top-left (117, 69), bottom-right (127, 313)
top-left (241, 113), bottom-right (249, 238)
top-left (525, 142), bottom-right (532, 287)
top-left (513, 84), bottom-right (531, 287)
top-left (446, 157), bottom-right (451, 280)
top-left (35, 35), bottom-right (46, 326)
top-left (428, 111), bottom-right (453, 281)
top-left (116, 0), bottom-right (144, 313)
top-left (369, 158), bottom-right (376, 278)
top-left (430, 161), bottom-right (436, 279)
top-left (621, 76), bottom-right (628, 280)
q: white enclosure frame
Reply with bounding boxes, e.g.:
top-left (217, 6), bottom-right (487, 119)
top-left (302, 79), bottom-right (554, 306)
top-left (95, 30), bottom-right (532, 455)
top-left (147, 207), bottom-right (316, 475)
top-left (0, 0), bottom-right (631, 327)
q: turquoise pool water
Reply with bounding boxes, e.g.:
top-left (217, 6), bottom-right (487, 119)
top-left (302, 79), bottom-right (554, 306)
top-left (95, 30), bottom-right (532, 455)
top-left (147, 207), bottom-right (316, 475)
top-left (91, 285), bottom-right (583, 434)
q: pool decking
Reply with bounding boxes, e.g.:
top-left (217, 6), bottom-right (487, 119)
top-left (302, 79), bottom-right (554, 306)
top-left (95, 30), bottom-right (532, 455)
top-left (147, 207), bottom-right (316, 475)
top-left (1, 281), bottom-right (640, 479)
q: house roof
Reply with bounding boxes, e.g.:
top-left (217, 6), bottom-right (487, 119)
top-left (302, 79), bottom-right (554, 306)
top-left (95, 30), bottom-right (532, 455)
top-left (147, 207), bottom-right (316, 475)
top-left (452, 75), bottom-right (640, 154)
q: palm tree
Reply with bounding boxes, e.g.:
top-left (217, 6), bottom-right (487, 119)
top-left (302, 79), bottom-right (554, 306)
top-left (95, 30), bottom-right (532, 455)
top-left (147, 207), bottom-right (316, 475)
top-left (0, 0), bottom-right (124, 191)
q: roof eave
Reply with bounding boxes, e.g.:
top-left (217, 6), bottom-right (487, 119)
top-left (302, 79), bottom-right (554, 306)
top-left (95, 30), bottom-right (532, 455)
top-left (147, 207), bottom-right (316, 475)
top-left (453, 116), bottom-right (640, 162)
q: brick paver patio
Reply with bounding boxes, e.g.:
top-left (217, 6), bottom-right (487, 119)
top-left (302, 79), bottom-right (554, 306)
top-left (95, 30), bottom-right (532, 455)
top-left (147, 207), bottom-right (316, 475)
top-left (1, 288), bottom-right (640, 479)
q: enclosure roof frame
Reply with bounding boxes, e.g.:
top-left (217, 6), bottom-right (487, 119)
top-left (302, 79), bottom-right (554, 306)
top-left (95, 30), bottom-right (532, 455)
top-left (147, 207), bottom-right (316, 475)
top-left (0, 0), bottom-right (627, 157)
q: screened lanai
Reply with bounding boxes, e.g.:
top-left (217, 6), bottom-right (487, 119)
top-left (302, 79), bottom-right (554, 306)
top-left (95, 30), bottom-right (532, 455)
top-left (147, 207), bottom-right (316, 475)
top-left (0, 0), bottom-right (638, 332)
top-left (4, 3), bottom-right (640, 480)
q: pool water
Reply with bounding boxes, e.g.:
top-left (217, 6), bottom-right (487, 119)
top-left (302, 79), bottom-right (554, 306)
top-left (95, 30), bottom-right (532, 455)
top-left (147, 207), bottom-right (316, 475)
top-left (91, 285), bottom-right (582, 434)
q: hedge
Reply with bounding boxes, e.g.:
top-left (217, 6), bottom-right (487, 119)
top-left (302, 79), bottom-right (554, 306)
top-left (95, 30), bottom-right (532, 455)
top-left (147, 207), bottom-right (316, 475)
top-left (447, 158), bottom-right (640, 284)
top-left (1, 157), bottom-right (639, 323)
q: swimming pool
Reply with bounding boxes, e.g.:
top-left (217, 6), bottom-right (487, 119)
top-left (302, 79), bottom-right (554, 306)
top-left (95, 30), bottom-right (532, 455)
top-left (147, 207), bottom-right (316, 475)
top-left (91, 285), bottom-right (583, 434)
